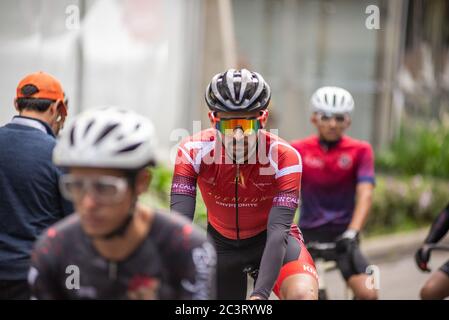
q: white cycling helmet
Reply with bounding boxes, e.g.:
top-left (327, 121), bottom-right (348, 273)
top-left (310, 86), bottom-right (354, 115)
top-left (53, 106), bottom-right (157, 169)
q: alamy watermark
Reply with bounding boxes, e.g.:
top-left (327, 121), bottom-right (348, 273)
top-left (65, 5), bottom-right (81, 30)
top-left (169, 121), bottom-right (286, 176)
top-left (65, 264), bottom-right (80, 290)
top-left (365, 5), bottom-right (380, 30)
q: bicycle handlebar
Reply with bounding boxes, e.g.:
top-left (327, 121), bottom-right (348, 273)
top-left (424, 244), bottom-right (449, 252)
top-left (422, 244), bottom-right (449, 260)
top-left (306, 242), bottom-right (337, 251)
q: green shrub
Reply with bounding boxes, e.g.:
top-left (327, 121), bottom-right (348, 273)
top-left (376, 116), bottom-right (449, 178)
top-left (366, 174), bottom-right (449, 235)
top-left (140, 165), bottom-right (207, 227)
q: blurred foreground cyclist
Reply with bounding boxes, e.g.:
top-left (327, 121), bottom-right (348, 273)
top-left (0, 71), bottom-right (72, 300)
top-left (415, 203), bottom-right (449, 299)
top-left (171, 69), bottom-right (318, 300)
top-left (291, 86), bottom-right (378, 300)
top-left (29, 107), bottom-right (216, 299)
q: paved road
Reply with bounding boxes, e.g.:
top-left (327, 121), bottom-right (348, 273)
top-left (322, 251), bottom-right (448, 300)
top-left (247, 250), bottom-right (449, 300)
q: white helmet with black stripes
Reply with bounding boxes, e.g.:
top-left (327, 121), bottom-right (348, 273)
top-left (53, 106), bottom-right (157, 169)
top-left (205, 68), bottom-right (271, 113)
top-left (310, 86), bottom-right (354, 115)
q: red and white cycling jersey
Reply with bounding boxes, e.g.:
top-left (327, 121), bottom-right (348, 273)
top-left (172, 128), bottom-right (302, 240)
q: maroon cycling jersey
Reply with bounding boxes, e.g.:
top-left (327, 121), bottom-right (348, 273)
top-left (291, 135), bottom-right (375, 229)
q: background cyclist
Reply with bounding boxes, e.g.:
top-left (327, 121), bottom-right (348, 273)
top-left (291, 86), bottom-right (378, 300)
top-left (415, 202), bottom-right (449, 299)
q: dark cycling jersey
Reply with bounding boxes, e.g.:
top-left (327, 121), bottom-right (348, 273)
top-left (28, 211), bottom-right (216, 300)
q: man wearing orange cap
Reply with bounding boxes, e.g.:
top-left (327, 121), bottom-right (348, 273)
top-left (0, 71), bottom-right (73, 299)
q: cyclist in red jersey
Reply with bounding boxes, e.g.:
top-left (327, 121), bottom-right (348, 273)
top-left (170, 69), bottom-right (318, 300)
top-left (291, 86), bottom-right (378, 300)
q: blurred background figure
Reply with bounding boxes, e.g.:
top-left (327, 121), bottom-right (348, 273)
top-left (291, 86), bottom-right (377, 300)
top-left (415, 203), bottom-right (449, 300)
top-left (0, 71), bottom-right (72, 300)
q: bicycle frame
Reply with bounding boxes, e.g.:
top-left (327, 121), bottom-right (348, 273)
top-left (306, 241), bottom-right (352, 300)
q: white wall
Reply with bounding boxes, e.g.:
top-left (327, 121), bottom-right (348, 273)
top-left (0, 0), bottom-right (203, 162)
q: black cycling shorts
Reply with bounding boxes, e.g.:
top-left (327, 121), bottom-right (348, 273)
top-left (207, 223), bottom-right (316, 300)
top-left (302, 225), bottom-right (370, 281)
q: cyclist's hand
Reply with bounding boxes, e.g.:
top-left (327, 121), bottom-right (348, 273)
top-left (335, 229), bottom-right (359, 254)
top-left (249, 295), bottom-right (263, 300)
top-left (415, 245), bottom-right (431, 272)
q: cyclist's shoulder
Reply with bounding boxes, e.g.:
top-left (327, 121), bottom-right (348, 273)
top-left (261, 130), bottom-right (290, 149)
top-left (178, 128), bottom-right (217, 150)
top-left (34, 214), bottom-right (81, 253)
top-left (262, 131), bottom-right (300, 158)
top-left (151, 210), bottom-right (209, 247)
top-left (290, 135), bottom-right (318, 149)
top-left (340, 135), bottom-right (373, 152)
top-left (180, 128), bottom-right (216, 143)
top-left (0, 123), bottom-right (55, 145)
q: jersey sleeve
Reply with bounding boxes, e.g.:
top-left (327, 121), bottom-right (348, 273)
top-left (173, 136), bottom-right (200, 179)
top-left (178, 237), bottom-right (217, 300)
top-left (28, 229), bottom-right (63, 299)
top-left (251, 206), bottom-right (296, 299)
top-left (171, 136), bottom-right (204, 198)
top-left (159, 215), bottom-right (216, 300)
top-left (269, 142), bottom-right (302, 210)
top-left (171, 137), bottom-right (199, 220)
top-left (425, 203), bottom-right (449, 244)
top-left (357, 143), bottom-right (375, 185)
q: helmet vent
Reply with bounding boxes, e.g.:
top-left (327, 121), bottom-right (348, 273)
top-left (83, 120), bottom-right (95, 138)
top-left (116, 142), bottom-right (143, 154)
top-left (94, 123), bottom-right (119, 145)
top-left (70, 126), bottom-right (76, 146)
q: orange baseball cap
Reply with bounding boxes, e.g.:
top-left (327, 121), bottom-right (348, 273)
top-left (16, 71), bottom-right (65, 101)
top-left (16, 71), bottom-right (67, 115)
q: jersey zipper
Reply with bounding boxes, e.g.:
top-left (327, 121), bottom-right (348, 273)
top-left (235, 164), bottom-right (240, 242)
top-left (108, 261), bottom-right (118, 280)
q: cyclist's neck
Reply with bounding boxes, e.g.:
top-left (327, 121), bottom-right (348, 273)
top-left (318, 136), bottom-right (342, 150)
top-left (92, 205), bottom-right (154, 262)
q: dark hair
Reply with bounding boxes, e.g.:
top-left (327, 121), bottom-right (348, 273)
top-left (123, 162), bottom-right (155, 191)
top-left (16, 84), bottom-right (55, 112)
